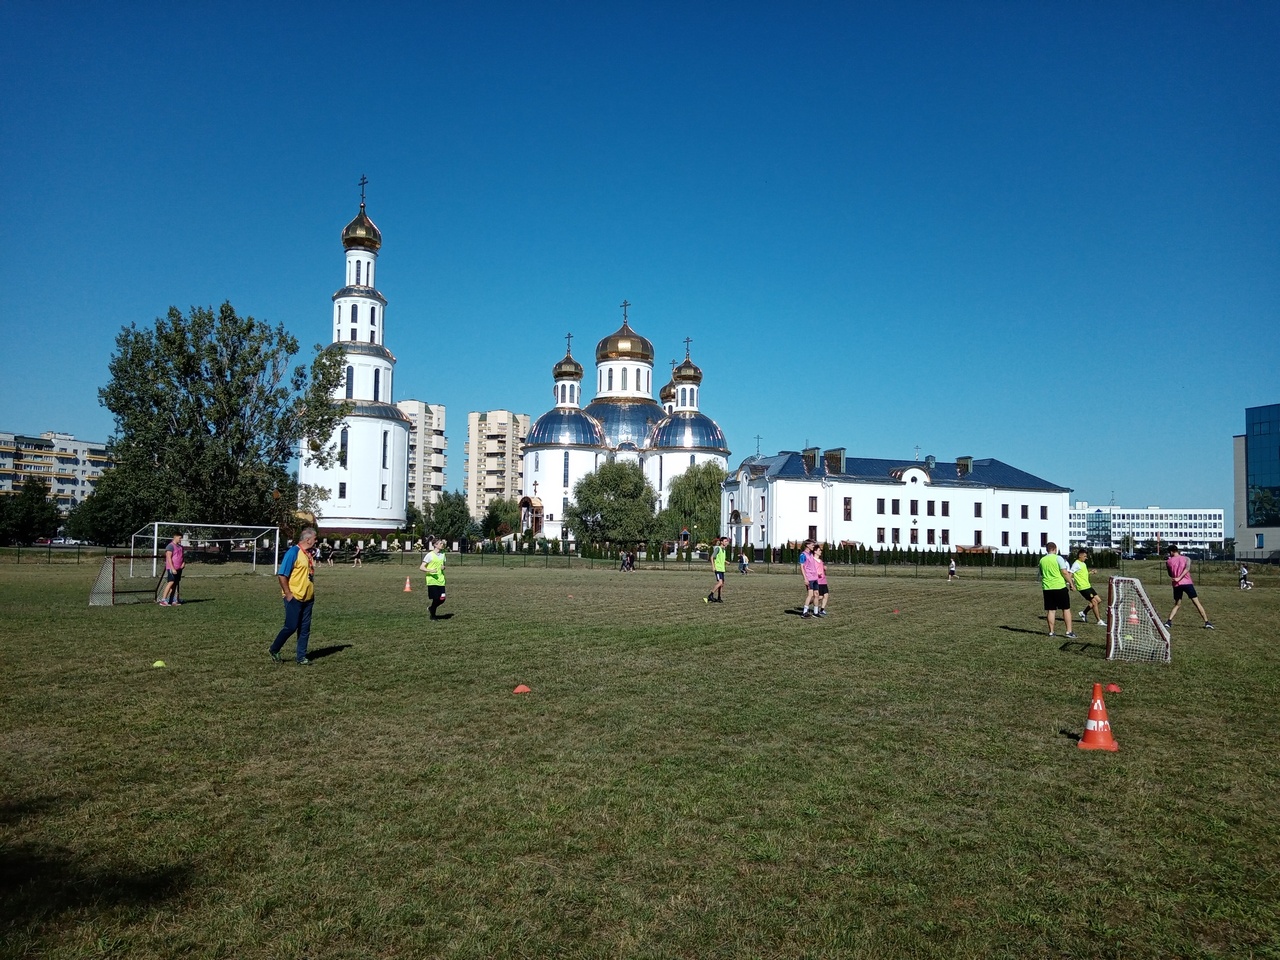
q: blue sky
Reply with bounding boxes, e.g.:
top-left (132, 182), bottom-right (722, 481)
top-left (3, 2), bottom-right (1277, 526)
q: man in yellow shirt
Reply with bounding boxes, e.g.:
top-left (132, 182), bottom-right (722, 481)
top-left (1038, 541), bottom-right (1076, 639)
top-left (270, 527), bottom-right (318, 665)
top-left (1071, 549), bottom-right (1106, 627)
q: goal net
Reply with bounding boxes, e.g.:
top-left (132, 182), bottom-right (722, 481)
top-left (129, 522), bottom-right (281, 578)
top-left (1106, 576), bottom-right (1171, 663)
top-left (89, 555), bottom-right (166, 606)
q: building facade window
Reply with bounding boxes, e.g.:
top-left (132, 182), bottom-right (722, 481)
top-left (1001, 531), bottom-right (1009, 546)
top-left (877, 527), bottom-right (885, 543)
top-left (1021, 505), bottom-right (1029, 519)
top-left (927, 529), bottom-right (936, 545)
top-left (373, 369), bottom-right (381, 402)
top-left (910, 499), bottom-right (918, 515)
top-left (974, 530), bottom-right (983, 546)
top-left (1022, 532), bottom-right (1029, 547)
top-left (622, 369), bottom-right (628, 391)
top-left (877, 498), bottom-right (886, 514)
top-left (608, 369), bottom-right (613, 390)
top-left (563, 451), bottom-right (570, 487)
top-left (927, 500), bottom-right (935, 516)
top-left (941, 529), bottom-right (950, 545)
top-left (338, 482), bottom-right (346, 498)
top-left (910, 529), bottom-right (919, 545)
top-left (974, 502), bottom-right (983, 518)
top-left (339, 428), bottom-right (348, 468)
top-left (381, 484), bottom-right (387, 502)
top-left (843, 497), bottom-right (851, 521)
top-left (356, 261), bottom-right (361, 284)
top-left (809, 525), bottom-right (818, 542)
top-left (345, 366), bottom-right (354, 400)
top-left (1040, 505), bottom-right (1048, 520)
top-left (1041, 532), bottom-right (1049, 547)
top-left (381, 431), bottom-right (388, 468)
top-left (809, 496), bottom-right (818, 512)
top-left (892, 499), bottom-right (900, 515)
top-left (892, 528), bottom-right (901, 544)
top-left (351, 304), bottom-right (358, 324)
top-left (942, 501), bottom-right (950, 517)
top-left (370, 307), bottom-right (376, 326)
top-left (1001, 504), bottom-right (1009, 519)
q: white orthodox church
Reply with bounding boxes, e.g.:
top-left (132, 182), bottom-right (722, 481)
top-left (298, 191), bottom-right (410, 530)
top-left (520, 306), bottom-right (730, 541)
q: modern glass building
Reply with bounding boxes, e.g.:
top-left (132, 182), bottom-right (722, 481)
top-left (1235, 403), bottom-right (1280, 560)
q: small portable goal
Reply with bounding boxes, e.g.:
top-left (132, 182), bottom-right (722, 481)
top-left (89, 555), bottom-right (165, 606)
top-left (1106, 576), bottom-right (1171, 663)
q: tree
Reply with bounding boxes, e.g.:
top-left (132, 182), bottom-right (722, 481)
top-left (94, 302), bottom-right (349, 531)
top-left (405, 502), bottom-right (432, 542)
top-left (566, 461), bottom-right (658, 546)
top-left (656, 461), bottom-right (727, 545)
top-left (431, 491), bottom-right (474, 544)
top-left (63, 467), bottom-right (160, 546)
top-left (481, 497), bottom-right (520, 540)
top-left (0, 477), bottom-right (61, 546)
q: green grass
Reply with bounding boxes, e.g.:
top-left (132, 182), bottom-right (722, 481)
top-left (2, 561), bottom-right (1277, 959)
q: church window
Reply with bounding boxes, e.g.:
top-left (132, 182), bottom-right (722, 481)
top-left (690, 453), bottom-right (695, 466)
top-left (563, 451), bottom-right (570, 487)
top-left (534, 453), bottom-right (539, 471)
top-left (569, 384), bottom-right (575, 403)
top-left (339, 482), bottom-right (347, 498)
top-left (381, 431), bottom-right (388, 468)
top-left (381, 484), bottom-right (387, 502)
top-left (370, 307), bottom-right (376, 326)
top-left (373, 369), bottom-right (381, 402)
top-left (350, 328), bottom-right (356, 341)
top-left (680, 387), bottom-right (687, 406)
top-left (621, 368), bottom-right (628, 391)
top-left (691, 387), bottom-right (697, 406)
top-left (356, 261), bottom-right (362, 284)
top-left (339, 428), bottom-right (349, 467)
top-left (370, 331), bottom-right (375, 343)
top-left (598, 371), bottom-right (602, 392)
top-left (635, 368), bottom-right (640, 391)
top-left (351, 304), bottom-right (358, 324)
top-left (345, 366), bottom-right (354, 400)
top-left (608, 369), bottom-right (614, 390)
top-left (658, 456), bottom-right (663, 490)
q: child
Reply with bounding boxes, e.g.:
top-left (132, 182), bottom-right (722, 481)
top-left (814, 544), bottom-right (830, 617)
top-left (419, 538), bottom-right (447, 620)
top-left (799, 540), bottom-right (820, 619)
top-left (1071, 549), bottom-right (1106, 627)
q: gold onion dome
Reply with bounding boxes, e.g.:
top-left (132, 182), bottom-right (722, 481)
top-left (342, 203), bottom-right (382, 251)
top-left (596, 320), bottom-right (654, 362)
top-left (672, 356), bottom-right (703, 384)
top-left (553, 351), bottom-right (583, 379)
top-left (659, 379), bottom-right (677, 403)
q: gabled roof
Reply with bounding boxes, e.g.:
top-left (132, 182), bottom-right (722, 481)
top-left (731, 453), bottom-right (1069, 492)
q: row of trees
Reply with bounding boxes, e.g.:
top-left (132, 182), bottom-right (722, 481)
top-left (0, 478), bottom-right (62, 546)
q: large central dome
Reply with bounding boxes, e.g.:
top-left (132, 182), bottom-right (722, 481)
top-left (595, 320), bottom-right (654, 363)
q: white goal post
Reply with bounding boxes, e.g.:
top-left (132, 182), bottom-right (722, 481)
top-left (130, 522), bottom-right (281, 577)
top-left (89, 555), bottom-right (166, 606)
top-left (1106, 576), bottom-right (1171, 663)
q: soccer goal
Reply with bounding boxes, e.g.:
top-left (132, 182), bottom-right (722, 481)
top-left (1106, 576), bottom-right (1171, 663)
top-left (89, 555), bottom-right (166, 606)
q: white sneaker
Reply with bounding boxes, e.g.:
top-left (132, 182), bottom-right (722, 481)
top-left (1079, 610), bottom-right (1087, 622)
top-left (1096, 620), bottom-right (1107, 628)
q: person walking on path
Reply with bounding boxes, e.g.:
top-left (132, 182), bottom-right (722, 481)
top-left (420, 538), bottom-right (448, 619)
top-left (705, 537), bottom-right (728, 603)
top-left (814, 544), bottom-right (831, 617)
top-left (1038, 542), bottom-right (1076, 639)
top-left (799, 540), bottom-right (820, 619)
top-left (1165, 544), bottom-right (1214, 629)
top-left (270, 527), bottom-right (318, 665)
top-left (738, 550), bottom-right (750, 575)
top-left (159, 532), bottom-right (185, 606)
top-left (1071, 549), bottom-right (1106, 627)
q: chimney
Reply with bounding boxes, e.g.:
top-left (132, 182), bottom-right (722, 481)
top-left (802, 447), bottom-right (820, 473)
top-left (957, 456), bottom-right (973, 478)
top-left (924, 454), bottom-right (936, 471)
top-left (824, 447), bottom-right (846, 474)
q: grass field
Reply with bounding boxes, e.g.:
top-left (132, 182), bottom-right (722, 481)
top-left (2, 560), bottom-right (1277, 959)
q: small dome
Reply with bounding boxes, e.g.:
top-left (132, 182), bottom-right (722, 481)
top-left (342, 203), bottom-right (382, 251)
top-left (527, 408), bottom-right (605, 447)
top-left (649, 411), bottom-right (729, 453)
top-left (672, 356), bottom-right (702, 384)
top-left (552, 351), bottom-right (583, 380)
top-left (596, 320), bottom-right (654, 363)
top-left (659, 379), bottom-right (677, 404)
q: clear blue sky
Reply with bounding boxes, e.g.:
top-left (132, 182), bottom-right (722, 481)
top-left (3, 2), bottom-right (1277, 526)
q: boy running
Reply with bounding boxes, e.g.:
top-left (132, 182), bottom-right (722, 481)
top-left (420, 538), bottom-right (448, 620)
top-left (705, 537), bottom-right (727, 603)
top-left (1071, 549), bottom-right (1106, 627)
top-left (1165, 544), bottom-right (1213, 629)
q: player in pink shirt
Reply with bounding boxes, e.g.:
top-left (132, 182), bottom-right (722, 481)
top-left (1164, 544), bottom-right (1213, 629)
top-left (814, 544), bottom-right (831, 618)
top-left (799, 540), bottom-right (820, 619)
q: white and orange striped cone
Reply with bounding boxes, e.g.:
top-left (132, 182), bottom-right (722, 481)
top-left (1078, 682), bottom-right (1119, 751)
top-left (404, 577), bottom-right (412, 593)
top-left (1128, 603), bottom-right (1140, 625)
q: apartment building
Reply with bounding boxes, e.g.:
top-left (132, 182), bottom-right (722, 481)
top-left (464, 410), bottom-right (529, 520)
top-left (0, 431), bottom-right (113, 514)
top-left (396, 400), bottom-right (447, 514)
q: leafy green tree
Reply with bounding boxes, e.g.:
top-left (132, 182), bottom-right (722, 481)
top-left (95, 302), bottom-right (350, 529)
top-left (63, 467), bottom-right (160, 546)
top-left (0, 477), bottom-right (61, 545)
top-left (566, 461), bottom-right (658, 546)
top-left (481, 497), bottom-right (520, 540)
top-left (431, 491), bottom-right (474, 544)
top-left (405, 502), bottom-right (432, 542)
top-left (656, 461), bottom-right (726, 544)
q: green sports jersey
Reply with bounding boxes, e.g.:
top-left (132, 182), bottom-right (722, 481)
top-left (712, 545), bottom-right (726, 573)
top-left (1071, 560), bottom-right (1091, 590)
top-left (1039, 553), bottom-right (1067, 590)
top-left (422, 550), bottom-right (446, 586)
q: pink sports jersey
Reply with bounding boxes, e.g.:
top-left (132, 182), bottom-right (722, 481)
top-left (816, 559), bottom-right (827, 585)
top-left (800, 552), bottom-right (821, 581)
top-left (1166, 553), bottom-right (1192, 586)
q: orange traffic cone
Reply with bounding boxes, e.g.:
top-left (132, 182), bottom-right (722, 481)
top-left (1078, 682), bottom-right (1119, 751)
top-left (513, 684), bottom-right (531, 695)
top-left (1128, 603), bottom-right (1139, 625)
top-left (403, 577), bottom-right (412, 593)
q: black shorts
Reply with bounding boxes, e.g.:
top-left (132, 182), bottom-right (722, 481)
top-left (807, 579), bottom-right (820, 591)
top-left (817, 584), bottom-right (829, 596)
top-left (1043, 587), bottom-right (1071, 611)
top-left (1173, 584), bottom-right (1197, 601)
top-left (166, 569), bottom-right (183, 584)
top-left (427, 585), bottom-right (446, 601)
top-left (715, 571), bottom-right (725, 582)
top-left (1078, 587), bottom-right (1097, 603)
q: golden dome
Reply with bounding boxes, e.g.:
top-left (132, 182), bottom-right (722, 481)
top-left (341, 203), bottom-right (382, 252)
top-left (672, 356), bottom-right (703, 384)
top-left (595, 320), bottom-right (654, 363)
top-left (553, 351), bottom-right (583, 379)
top-left (659, 379), bottom-right (677, 403)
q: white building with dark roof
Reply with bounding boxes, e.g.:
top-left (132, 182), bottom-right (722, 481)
top-left (723, 448), bottom-right (1072, 552)
top-left (521, 306), bottom-right (730, 541)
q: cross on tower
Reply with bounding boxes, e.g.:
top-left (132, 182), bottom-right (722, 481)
top-left (914, 445), bottom-right (921, 461)
top-left (754, 434), bottom-right (763, 456)
top-left (683, 336), bottom-right (693, 358)
top-left (358, 174), bottom-right (368, 205)
top-left (565, 332), bottom-right (573, 354)
top-left (620, 299), bottom-right (630, 324)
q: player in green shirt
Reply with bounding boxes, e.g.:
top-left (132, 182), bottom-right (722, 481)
top-left (1038, 541), bottom-right (1076, 638)
top-left (705, 537), bottom-right (728, 604)
top-left (1071, 549), bottom-right (1106, 627)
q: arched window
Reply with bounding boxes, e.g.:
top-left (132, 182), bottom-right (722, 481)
top-left (563, 451), bottom-right (570, 487)
top-left (381, 431), bottom-right (389, 468)
top-left (598, 371), bottom-right (602, 392)
top-left (373, 369), bottom-right (381, 402)
top-left (621, 368), bottom-right (628, 391)
top-left (559, 384), bottom-right (566, 403)
top-left (691, 387), bottom-right (697, 407)
top-left (607, 369), bottom-right (614, 390)
top-left (635, 368), bottom-right (640, 391)
top-left (356, 261), bottom-right (362, 285)
top-left (345, 366), bottom-right (354, 400)
top-left (370, 307), bottom-right (376, 327)
top-left (680, 387), bottom-right (687, 406)
top-left (370, 331), bottom-right (375, 343)
top-left (339, 428), bottom-right (349, 467)
top-left (351, 304), bottom-right (358, 324)
top-left (569, 384), bottom-right (575, 404)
